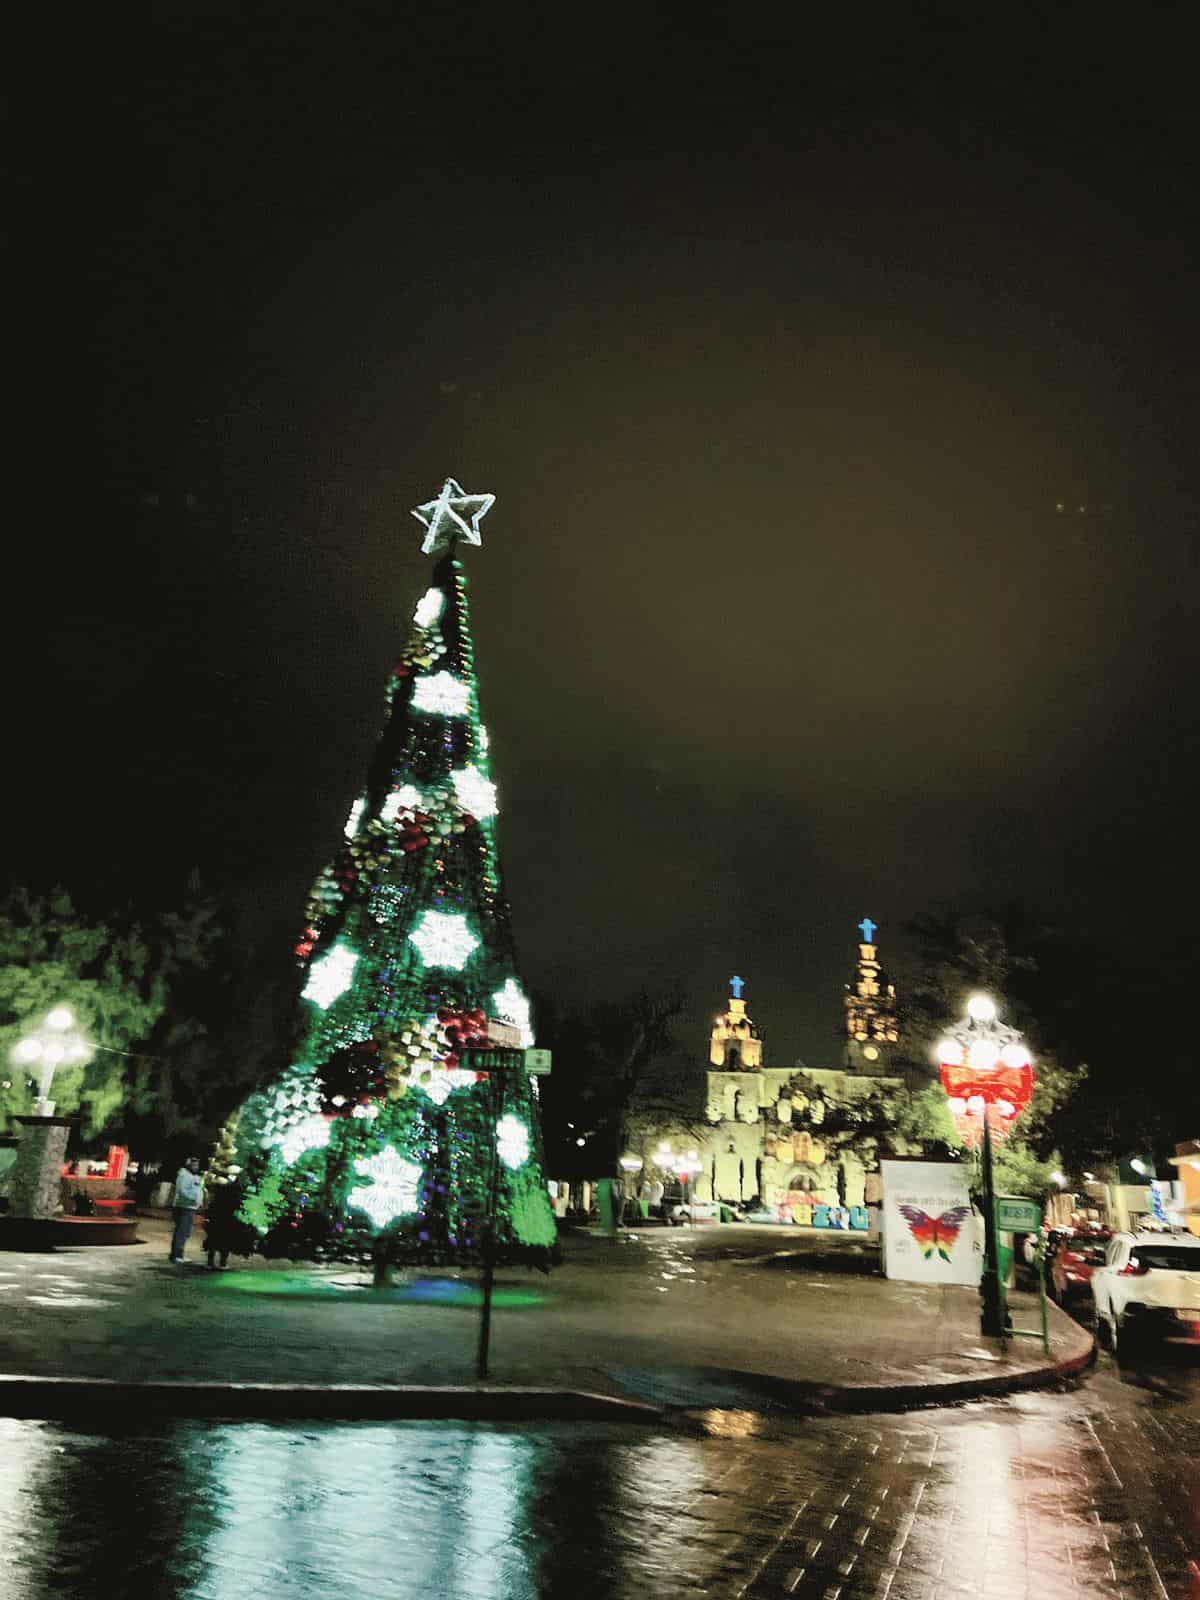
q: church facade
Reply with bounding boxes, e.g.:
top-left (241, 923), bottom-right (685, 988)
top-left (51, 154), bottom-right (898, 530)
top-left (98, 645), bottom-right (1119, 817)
top-left (628, 923), bottom-right (909, 1220)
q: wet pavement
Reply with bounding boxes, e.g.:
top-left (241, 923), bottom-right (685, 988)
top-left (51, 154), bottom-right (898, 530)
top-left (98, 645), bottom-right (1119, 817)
top-left (0, 1220), bottom-right (1089, 1406)
top-left (3, 1350), bottom-right (1198, 1598)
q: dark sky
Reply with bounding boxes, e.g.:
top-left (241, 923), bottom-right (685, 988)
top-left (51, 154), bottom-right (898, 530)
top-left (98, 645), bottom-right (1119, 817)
top-left (11, 8), bottom-right (1198, 1065)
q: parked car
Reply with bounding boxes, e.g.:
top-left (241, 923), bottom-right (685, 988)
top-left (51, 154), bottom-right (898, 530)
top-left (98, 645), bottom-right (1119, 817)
top-left (1091, 1231), bottom-right (1200, 1356)
top-left (668, 1200), bottom-right (719, 1225)
top-left (1049, 1234), bottom-right (1110, 1306)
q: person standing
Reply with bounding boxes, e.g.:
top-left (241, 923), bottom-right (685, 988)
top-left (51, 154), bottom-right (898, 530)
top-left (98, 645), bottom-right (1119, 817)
top-left (170, 1156), bottom-right (204, 1262)
top-left (204, 1175), bottom-right (243, 1270)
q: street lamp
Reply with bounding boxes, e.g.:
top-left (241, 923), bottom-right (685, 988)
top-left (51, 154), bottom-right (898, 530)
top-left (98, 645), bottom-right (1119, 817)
top-left (616, 1151), bottom-right (644, 1218)
top-left (936, 993), bottom-right (1035, 1339)
top-left (9, 1006), bottom-right (93, 1116)
top-left (674, 1150), bottom-right (702, 1212)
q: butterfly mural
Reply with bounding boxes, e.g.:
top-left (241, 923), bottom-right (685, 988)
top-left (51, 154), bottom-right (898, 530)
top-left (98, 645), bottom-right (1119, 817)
top-left (898, 1204), bottom-right (971, 1262)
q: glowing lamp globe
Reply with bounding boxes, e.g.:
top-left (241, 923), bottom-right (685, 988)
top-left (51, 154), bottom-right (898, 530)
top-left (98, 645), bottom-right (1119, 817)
top-left (44, 1007), bottom-right (75, 1031)
top-left (968, 1038), bottom-right (1000, 1071)
top-left (936, 1037), bottom-right (963, 1065)
top-left (967, 994), bottom-right (997, 1023)
top-left (1000, 1043), bottom-right (1030, 1069)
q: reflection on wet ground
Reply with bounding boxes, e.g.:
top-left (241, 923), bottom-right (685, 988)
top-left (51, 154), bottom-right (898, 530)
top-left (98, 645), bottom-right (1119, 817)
top-left (2, 1354), bottom-right (1199, 1599)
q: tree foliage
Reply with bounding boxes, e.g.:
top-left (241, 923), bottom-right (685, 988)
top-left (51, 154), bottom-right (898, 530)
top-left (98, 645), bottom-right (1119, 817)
top-left (773, 1075), bottom-right (914, 1168)
top-left (0, 882), bottom-right (298, 1160)
top-left (894, 909), bottom-right (1086, 1195)
top-left (0, 887), bottom-right (165, 1138)
top-left (538, 988), bottom-right (685, 1172)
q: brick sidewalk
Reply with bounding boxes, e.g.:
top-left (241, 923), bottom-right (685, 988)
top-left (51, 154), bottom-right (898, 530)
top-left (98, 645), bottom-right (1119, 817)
top-left (0, 1218), bottom-right (1091, 1410)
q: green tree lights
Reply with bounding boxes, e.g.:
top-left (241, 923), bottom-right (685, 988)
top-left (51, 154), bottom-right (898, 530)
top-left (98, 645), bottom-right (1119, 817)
top-left (234, 482), bottom-right (555, 1268)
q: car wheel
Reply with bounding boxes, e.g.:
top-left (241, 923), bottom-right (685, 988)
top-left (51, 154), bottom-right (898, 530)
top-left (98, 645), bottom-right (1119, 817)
top-left (1111, 1313), bottom-right (1138, 1362)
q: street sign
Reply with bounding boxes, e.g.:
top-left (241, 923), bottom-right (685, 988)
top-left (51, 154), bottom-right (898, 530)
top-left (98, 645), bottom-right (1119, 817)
top-left (486, 1017), bottom-right (522, 1047)
top-left (524, 1048), bottom-right (552, 1075)
top-left (995, 1195), bottom-right (1042, 1233)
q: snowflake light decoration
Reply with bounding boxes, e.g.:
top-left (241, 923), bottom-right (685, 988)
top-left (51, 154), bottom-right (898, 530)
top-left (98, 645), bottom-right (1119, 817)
top-left (452, 764), bottom-right (498, 820)
top-left (272, 1114), bottom-right (332, 1167)
top-left (343, 797), bottom-right (366, 839)
top-left (413, 586), bottom-right (445, 629)
top-left (348, 1146), bottom-right (423, 1230)
top-left (492, 979), bottom-right (534, 1047)
top-left (380, 783), bottom-right (425, 824)
top-left (409, 910), bottom-right (479, 971)
top-left (422, 1068), bottom-right (480, 1106)
top-left (302, 944), bottom-right (358, 1009)
top-left (496, 1114), bottom-right (530, 1170)
top-left (411, 672), bottom-right (470, 717)
top-left (411, 478), bottom-right (495, 556)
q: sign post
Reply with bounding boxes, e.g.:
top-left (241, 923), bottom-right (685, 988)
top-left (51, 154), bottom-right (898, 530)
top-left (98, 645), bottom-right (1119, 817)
top-left (995, 1195), bottom-right (1049, 1356)
top-left (995, 1196), bottom-right (1042, 1232)
top-left (464, 1041), bottom-right (552, 1381)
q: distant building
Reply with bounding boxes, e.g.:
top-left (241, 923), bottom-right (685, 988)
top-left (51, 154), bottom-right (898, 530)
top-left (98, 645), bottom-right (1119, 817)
top-left (626, 924), bottom-right (912, 1220)
top-left (843, 917), bottom-right (899, 1073)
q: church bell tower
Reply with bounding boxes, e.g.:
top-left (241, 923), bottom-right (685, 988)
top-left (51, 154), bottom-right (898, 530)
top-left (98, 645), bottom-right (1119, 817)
top-left (710, 975), bottom-right (763, 1070)
top-left (844, 918), bottom-right (899, 1073)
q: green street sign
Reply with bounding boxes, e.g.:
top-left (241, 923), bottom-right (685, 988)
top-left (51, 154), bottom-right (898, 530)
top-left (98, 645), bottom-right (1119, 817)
top-left (996, 1196), bottom-right (1042, 1232)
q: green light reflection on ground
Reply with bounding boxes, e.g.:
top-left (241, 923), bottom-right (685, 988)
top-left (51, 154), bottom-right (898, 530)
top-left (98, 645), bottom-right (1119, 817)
top-left (209, 1270), bottom-right (546, 1309)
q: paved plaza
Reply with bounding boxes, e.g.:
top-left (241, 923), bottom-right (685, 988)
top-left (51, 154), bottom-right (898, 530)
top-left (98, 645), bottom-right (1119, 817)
top-left (0, 1220), bottom-right (1088, 1409)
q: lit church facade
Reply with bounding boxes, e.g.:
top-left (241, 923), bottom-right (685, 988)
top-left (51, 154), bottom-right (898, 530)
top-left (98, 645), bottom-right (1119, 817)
top-left (628, 923), bottom-right (909, 1221)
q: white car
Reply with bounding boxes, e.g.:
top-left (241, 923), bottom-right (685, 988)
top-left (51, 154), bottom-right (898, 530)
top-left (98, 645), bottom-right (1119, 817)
top-left (1091, 1230), bottom-right (1200, 1356)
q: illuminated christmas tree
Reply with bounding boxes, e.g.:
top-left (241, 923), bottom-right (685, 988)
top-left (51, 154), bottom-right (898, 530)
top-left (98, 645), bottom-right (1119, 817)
top-left (235, 480), bottom-right (556, 1268)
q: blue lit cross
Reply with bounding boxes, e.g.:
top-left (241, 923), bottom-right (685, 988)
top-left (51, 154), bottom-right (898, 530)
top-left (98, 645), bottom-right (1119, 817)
top-left (858, 918), bottom-right (877, 944)
top-left (730, 975), bottom-right (745, 999)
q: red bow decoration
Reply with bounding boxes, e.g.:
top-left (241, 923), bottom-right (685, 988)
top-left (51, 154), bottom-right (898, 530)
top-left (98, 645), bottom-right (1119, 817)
top-left (939, 1049), bottom-right (1034, 1148)
top-left (319, 1040), bottom-right (386, 1116)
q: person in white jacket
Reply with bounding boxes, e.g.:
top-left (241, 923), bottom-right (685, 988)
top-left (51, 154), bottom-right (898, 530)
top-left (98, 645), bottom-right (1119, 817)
top-left (170, 1156), bottom-right (205, 1262)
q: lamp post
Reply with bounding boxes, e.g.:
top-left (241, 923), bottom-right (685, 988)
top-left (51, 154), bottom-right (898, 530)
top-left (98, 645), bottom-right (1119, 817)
top-left (936, 993), bottom-right (1035, 1340)
top-left (616, 1151), bottom-right (644, 1224)
top-left (7, 1005), bottom-right (94, 1227)
top-left (674, 1150), bottom-right (702, 1216)
top-left (9, 1005), bottom-right (93, 1116)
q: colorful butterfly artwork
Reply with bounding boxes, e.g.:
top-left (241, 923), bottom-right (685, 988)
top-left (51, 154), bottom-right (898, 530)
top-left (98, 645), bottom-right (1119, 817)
top-left (898, 1204), bottom-right (971, 1262)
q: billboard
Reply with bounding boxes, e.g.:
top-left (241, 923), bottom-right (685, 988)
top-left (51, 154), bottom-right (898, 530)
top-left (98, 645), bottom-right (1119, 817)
top-left (880, 1159), bottom-right (981, 1286)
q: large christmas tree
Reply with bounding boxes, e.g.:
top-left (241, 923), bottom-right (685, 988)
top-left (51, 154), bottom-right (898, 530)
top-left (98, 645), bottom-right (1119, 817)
top-left (234, 479), bottom-right (557, 1268)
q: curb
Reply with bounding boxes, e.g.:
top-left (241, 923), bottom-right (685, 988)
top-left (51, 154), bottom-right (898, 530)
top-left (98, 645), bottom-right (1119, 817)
top-left (0, 1375), bottom-right (664, 1424)
top-left (722, 1334), bottom-right (1097, 1416)
top-left (0, 1334), bottom-right (1094, 1425)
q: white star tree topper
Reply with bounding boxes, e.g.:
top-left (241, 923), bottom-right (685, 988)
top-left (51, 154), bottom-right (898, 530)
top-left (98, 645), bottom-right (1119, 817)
top-left (411, 478), bottom-right (495, 556)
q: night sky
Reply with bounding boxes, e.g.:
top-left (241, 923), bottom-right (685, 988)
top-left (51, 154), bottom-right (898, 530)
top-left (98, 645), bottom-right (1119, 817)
top-left (11, 10), bottom-right (1198, 1066)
